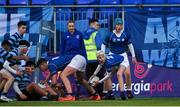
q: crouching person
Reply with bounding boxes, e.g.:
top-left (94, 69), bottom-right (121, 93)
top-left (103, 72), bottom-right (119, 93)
top-left (58, 55), bottom-right (101, 101)
top-left (13, 61), bottom-right (58, 101)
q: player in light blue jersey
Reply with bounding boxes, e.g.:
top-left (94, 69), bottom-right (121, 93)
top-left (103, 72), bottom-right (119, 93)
top-left (8, 21), bottom-right (27, 49)
top-left (101, 18), bottom-right (137, 100)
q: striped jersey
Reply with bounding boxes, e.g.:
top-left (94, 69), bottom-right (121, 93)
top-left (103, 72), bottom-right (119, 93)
top-left (0, 48), bottom-right (13, 63)
top-left (8, 48), bottom-right (21, 66)
top-left (8, 32), bottom-right (23, 49)
top-left (14, 71), bottom-right (31, 91)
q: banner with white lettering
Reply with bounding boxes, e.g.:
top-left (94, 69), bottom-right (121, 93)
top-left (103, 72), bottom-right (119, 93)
top-left (117, 11), bottom-right (180, 97)
top-left (111, 58), bottom-right (180, 97)
top-left (125, 11), bottom-right (180, 68)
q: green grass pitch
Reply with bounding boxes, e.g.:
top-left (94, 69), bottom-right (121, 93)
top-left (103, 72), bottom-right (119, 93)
top-left (0, 98), bottom-right (180, 106)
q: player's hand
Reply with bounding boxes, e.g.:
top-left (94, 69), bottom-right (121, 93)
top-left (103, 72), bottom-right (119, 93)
top-left (92, 81), bottom-right (99, 87)
top-left (20, 94), bottom-right (27, 100)
top-left (88, 75), bottom-right (96, 83)
top-left (132, 57), bottom-right (137, 64)
top-left (16, 70), bottom-right (22, 76)
top-left (23, 56), bottom-right (30, 61)
top-left (40, 80), bottom-right (47, 84)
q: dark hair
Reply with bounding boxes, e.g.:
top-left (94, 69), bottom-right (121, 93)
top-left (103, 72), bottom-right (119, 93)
top-left (67, 20), bottom-right (75, 25)
top-left (89, 19), bottom-right (98, 25)
top-left (37, 58), bottom-right (47, 67)
top-left (19, 40), bottom-right (30, 47)
top-left (25, 61), bottom-right (36, 67)
top-left (17, 21), bottom-right (26, 28)
top-left (1, 40), bottom-right (11, 47)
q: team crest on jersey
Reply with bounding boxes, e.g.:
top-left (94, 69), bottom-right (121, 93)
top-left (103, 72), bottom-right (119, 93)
top-left (106, 55), bottom-right (114, 59)
top-left (67, 36), bottom-right (70, 38)
top-left (113, 38), bottom-right (116, 42)
top-left (76, 35), bottom-right (80, 39)
top-left (122, 38), bottom-right (125, 42)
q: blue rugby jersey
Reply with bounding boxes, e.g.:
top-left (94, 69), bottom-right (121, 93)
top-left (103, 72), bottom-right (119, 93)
top-left (103, 31), bottom-right (132, 54)
top-left (105, 54), bottom-right (124, 68)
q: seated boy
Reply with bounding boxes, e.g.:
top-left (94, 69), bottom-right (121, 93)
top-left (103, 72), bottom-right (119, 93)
top-left (13, 61), bottom-right (58, 101)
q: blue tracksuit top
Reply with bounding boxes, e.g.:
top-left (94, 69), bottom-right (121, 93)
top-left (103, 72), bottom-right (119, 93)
top-left (60, 29), bottom-right (87, 58)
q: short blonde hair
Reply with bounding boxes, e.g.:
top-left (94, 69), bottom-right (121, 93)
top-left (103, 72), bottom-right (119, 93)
top-left (96, 50), bottom-right (105, 57)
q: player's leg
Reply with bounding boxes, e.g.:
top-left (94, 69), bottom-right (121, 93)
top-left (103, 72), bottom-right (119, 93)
top-left (58, 66), bottom-right (76, 101)
top-left (0, 79), bottom-right (6, 92)
top-left (103, 67), bottom-right (117, 100)
top-left (117, 53), bottom-right (131, 100)
top-left (103, 78), bottom-right (115, 99)
top-left (60, 66), bottom-right (76, 94)
top-left (51, 74), bottom-right (58, 85)
top-left (59, 55), bottom-right (99, 101)
top-left (0, 69), bottom-right (14, 102)
top-left (43, 84), bottom-right (58, 100)
top-left (26, 82), bottom-right (48, 97)
top-left (60, 55), bottom-right (85, 95)
top-left (73, 73), bottom-right (81, 98)
top-left (117, 65), bottom-right (126, 100)
top-left (76, 55), bottom-right (101, 100)
top-left (124, 66), bottom-right (131, 89)
top-left (76, 71), bottom-right (101, 100)
top-left (124, 66), bottom-right (133, 99)
top-left (103, 79), bottom-right (109, 96)
top-left (44, 84), bottom-right (57, 95)
top-left (48, 55), bottom-right (74, 83)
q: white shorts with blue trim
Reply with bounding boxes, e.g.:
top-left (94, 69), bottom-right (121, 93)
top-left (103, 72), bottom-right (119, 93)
top-left (109, 52), bottom-right (130, 68)
top-left (68, 55), bottom-right (87, 72)
top-left (120, 52), bottom-right (130, 68)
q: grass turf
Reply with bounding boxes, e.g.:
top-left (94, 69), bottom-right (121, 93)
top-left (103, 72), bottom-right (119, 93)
top-left (0, 98), bottom-right (180, 106)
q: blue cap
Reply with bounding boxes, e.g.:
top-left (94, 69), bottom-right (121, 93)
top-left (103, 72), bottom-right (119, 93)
top-left (114, 18), bottom-right (123, 27)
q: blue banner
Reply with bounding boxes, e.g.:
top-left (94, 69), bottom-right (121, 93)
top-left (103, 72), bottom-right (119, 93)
top-left (112, 57), bottom-right (180, 97)
top-left (125, 11), bottom-right (180, 68)
top-left (0, 7), bottom-right (53, 58)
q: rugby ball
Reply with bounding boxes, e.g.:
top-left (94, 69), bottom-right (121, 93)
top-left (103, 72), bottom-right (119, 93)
top-left (38, 83), bottom-right (46, 88)
top-left (89, 76), bottom-right (100, 84)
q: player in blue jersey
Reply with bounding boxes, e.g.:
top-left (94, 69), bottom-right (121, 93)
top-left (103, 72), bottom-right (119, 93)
top-left (89, 51), bottom-right (124, 83)
top-left (37, 20), bottom-right (101, 101)
top-left (8, 21), bottom-right (27, 49)
top-left (101, 18), bottom-right (137, 100)
top-left (88, 51), bottom-right (124, 99)
top-left (37, 20), bottom-right (87, 85)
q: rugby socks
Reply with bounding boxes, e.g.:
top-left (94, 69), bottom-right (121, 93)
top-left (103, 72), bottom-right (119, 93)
top-left (103, 91), bottom-right (108, 97)
top-left (2, 92), bottom-right (7, 97)
top-left (91, 91), bottom-right (98, 96)
top-left (108, 90), bottom-right (114, 97)
top-left (75, 80), bottom-right (80, 97)
top-left (120, 91), bottom-right (127, 100)
top-left (67, 93), bottom-right (74, 96)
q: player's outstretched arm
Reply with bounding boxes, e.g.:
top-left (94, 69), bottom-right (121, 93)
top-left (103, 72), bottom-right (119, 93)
top-left (88, 64), bottom-right (102, 83)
